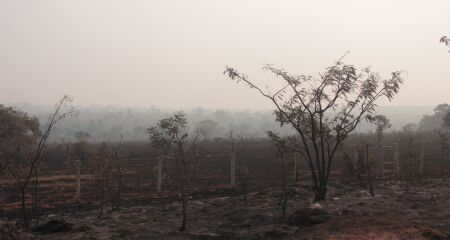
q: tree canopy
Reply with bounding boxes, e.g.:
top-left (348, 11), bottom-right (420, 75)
top-left (0, 105), bottom-right (40, 175)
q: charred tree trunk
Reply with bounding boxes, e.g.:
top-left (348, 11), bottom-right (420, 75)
top-left (20, 184), bottom-right (28, 226)
top-left (114, 148), bottom-right (122, 210)
top-left (75, 160), bottom-right (81, 203)
top-left (365, 144), bottom-right (374, 196)
top-left (281, 153), bottom-right (287, 218)
top-left (31, 167), bottom-right (39, 222)
top-left (97, 170), bottom-right (106, 219)
top-left (180, 179), bottom-right (187, 231)
top-left (441, 145), bottom-right (446, 180)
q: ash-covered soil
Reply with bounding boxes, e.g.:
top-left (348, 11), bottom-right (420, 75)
top-left (2, 178), bottom-right (449, 240)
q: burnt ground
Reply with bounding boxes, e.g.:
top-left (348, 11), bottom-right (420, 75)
top-left (1, 177), bottom-right (449, 240)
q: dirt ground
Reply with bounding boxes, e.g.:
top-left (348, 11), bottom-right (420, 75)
top-left (2, 177), bottom-right (449, 240)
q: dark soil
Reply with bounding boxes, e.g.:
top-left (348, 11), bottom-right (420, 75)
top-left (2, 178), bottom-right (449, 240)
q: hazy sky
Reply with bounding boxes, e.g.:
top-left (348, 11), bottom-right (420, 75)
top-left (1, 0), bottom-right (449, 109)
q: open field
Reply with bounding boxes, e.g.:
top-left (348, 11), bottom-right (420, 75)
top-left (1, 138), bottom-right (449, 239)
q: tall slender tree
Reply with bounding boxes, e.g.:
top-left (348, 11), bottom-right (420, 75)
top-left (148, 112), bottom-right (205, 231)
top-left (15, 95), bottom-right (76, 225)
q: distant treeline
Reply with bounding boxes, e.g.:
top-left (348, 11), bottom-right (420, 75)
top-left (6, 103), bottom-right (444, 142)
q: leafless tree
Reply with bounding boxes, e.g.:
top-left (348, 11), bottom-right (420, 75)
top-left (188, 128), bottom-right (207, 190)
top-left (364, 143), bottom-right (374, 196)
top-left (267, 131), bottom-right (289, 218)
top-left (224, 55), bottom-right (403, 200)
top-left (343, 142), bottom-right (367, 183)
top-left (61, 140), bottom-right (75, 174)
top-left (402, 123), bottom-right (418, 177)
top-left (93, 142), bottom-right (112, 219)
top-left (18, 95), bottom-right (76, 225)
top-left (367, 115), bottom-right (391, 177)
top-left (91, 136), bottom-right (124, 218)
top-left (148, 112), bottom-right (205, 231)
top-left (236, 165), bottom-right (250, 205)
top-left (111, 135), bottom-right (123, 211)
top-left (74, 131), bottom-right (91, 163)
top-left (194, 119), bottom-right (218, 151)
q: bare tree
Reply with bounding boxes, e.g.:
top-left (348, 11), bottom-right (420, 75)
top-left (91, 135), bottom-right (124, 218)
top-left (229, 130), bottom-right (236, 186)
top-left (367, 114), bottom-right (391, 176)
top-left (236, 165), bottom-right (250, 206)
top-left (364, 143), bottom-right (374, 196)
top-left (267, 131), bottom-right (289, 218)
top-left (17, 95), bottom-right (76, 225)
top-left (188, 128), bottom-right (207, 190)
top-left (343, 142), bottom-right (367, 183)
top-left (74, 131), bottom-right (91, 163)
top-left (402, 123), bottom-right (418, 177)
top-left (94, 142), bottom-right (111, 219)
top-left (224, 55), bottom-right (403, 200)
top-left (61, 140), bottom-right (75, 174)
top-left (194, 119), bottom-right (218, 150)
top-left (111, 135), bottom-right (123, 211)
top-left (148, 112), bottom-right (205, 231)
